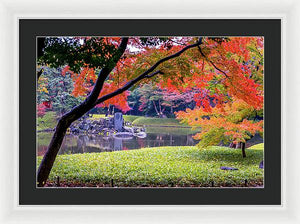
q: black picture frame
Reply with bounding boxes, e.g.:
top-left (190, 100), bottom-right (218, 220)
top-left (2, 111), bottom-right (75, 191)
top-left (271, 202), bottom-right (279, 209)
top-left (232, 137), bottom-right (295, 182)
top-left (19, 19), bottom-right (281, 205)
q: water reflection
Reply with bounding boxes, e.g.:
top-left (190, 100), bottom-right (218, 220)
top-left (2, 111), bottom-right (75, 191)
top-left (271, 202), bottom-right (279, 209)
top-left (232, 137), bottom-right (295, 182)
top-left (37, 132), bottom-right (198, 156)
top-left (37, 131), bottom-right (263, 156)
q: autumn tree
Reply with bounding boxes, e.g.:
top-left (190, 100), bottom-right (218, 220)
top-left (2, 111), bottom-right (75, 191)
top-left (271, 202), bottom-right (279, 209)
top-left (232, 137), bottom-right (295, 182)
top-left (37, 36), bottom-right (263, 185)
top-left (175, 37), bottom-right (264, 157)
top-left (161, 88), bottom-right (198, 116)
top-left (37, 37), bottom-right (204, 186)
top-left (176, 99), bottom-right (263, 157)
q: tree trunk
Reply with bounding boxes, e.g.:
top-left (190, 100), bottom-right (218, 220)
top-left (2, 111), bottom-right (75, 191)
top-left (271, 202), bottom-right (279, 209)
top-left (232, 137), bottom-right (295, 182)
top-left (37, 38), bottom-right (202, 186)
top-left (152, 100), bottom-right (159, 116)
top-left (37, 38), bottom-right (129, 186)
top-left (37, 118), bottom-right (70, 186)
top-left (241, 142), bottom-right (246, 158)
top-left (158, 100), bottom-right (162, 116)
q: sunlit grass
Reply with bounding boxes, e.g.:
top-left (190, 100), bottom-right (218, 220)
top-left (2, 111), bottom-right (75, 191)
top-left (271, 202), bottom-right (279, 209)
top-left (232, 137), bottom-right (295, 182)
top-left (37, 144), bottom-right (264, 187)
top-left (132, 117), bottom-right (189, 127)
top-left (37, 111), bottom-right (58, 131)
top-left (146, 126), bottom-right (200, 135)
top-left (248, 143), bottom-right (264, 150)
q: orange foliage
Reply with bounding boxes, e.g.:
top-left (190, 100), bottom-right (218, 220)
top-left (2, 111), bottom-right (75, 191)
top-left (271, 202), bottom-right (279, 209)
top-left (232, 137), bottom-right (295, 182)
top-left (96, 82), bottom-right (131, 112)
top-left (62, 64), bottom-right (131, 112)
top-left (176, 99), bottom-right (263, 145)
top-left (60, 37), bottom-right (264, 142)
top-left (161, 37), bottom-right (263, 112)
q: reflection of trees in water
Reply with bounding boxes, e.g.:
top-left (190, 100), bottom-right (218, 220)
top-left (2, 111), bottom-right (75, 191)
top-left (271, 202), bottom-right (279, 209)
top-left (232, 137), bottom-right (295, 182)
top-left (124, 133), bottom-right (197, 149)
top-left (59, 134), bottom-right (117, 154)
top-left (37, 145), bottom-right (48, 156)
top-left (38, 132), bottom-right (199, 156)
top-left (186, 135), bottom-right (195, 146)
top-left (38, 131), bottom-right (262, 156)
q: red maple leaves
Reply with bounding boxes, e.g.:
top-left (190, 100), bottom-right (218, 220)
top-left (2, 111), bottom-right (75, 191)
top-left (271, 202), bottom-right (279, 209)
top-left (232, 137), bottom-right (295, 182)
top-left (55, 36), bottom-right (264, 146)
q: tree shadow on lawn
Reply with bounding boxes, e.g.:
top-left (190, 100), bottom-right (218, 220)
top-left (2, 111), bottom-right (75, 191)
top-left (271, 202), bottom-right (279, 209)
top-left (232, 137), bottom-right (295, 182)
top-left (184, 147), bottom-right (263, 166)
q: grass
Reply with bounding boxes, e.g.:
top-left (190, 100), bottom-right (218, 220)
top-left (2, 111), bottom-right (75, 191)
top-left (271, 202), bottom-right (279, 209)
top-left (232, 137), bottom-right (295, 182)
top-left (37, 143), bottom-right (264, 187)
top-left (123, 115), bottom-right (140, 123)
top-left (37, 132), bottom-right (53, 146)
top-left (37, 111), bottom-right (58, 131)
top-left (91, 114), bottom-right (187, 127)
top-left (146, 126), bottom-right (201, 135)
top-left (248, 143), bottom-right (263, 150)
top-left (132, 117), bottom-right (189, 127)
top-left (90, 114), bottom-right (192, 128)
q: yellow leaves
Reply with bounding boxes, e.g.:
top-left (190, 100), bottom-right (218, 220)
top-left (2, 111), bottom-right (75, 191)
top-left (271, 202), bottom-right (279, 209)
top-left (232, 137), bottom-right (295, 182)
top-left (41, 87), bottom-right (48, 93)
top-left (37, 76), bottom-right (49, 94)
top-left (176, 97), bottom-right (263, 146)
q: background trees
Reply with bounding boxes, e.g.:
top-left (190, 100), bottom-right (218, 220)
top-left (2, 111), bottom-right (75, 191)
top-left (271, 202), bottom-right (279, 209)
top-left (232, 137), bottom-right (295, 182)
top-left (37, 67), bottom-right (83, 116)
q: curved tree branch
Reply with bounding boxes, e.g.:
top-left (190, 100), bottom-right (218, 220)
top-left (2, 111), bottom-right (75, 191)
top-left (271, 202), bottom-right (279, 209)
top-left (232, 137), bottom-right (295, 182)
top-left (95, 38), bottom-right (203, 106)
top-left (197, 45), bottom-right (229, 78)
top-left (60, 37), bottom-right (129, 122)
top-left (37, 38), bottom-right (128, 186)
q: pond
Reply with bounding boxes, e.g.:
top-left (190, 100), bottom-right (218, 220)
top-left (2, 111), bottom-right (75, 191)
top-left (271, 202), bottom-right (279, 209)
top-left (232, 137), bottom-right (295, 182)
top-left (37, 127), bottom-right (200, 156)
top-left (37, 126), bottom-right (263, 156)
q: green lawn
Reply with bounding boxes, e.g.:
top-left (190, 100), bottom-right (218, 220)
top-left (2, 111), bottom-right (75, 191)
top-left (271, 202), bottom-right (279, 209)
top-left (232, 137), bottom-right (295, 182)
top-left (123, 115), bottom-right (141, 123)
top-left (132, 117), bottom-right (189, 127)
top-left (37, 144), bottom-right (264, 187)
top-left (37, 111), bottom-right (58, 131)
top-left (90, 114), bottom-right (192, 128)
top-left (146, 126), bottom-right (201, 135)
top-left (91, 114), bottom-right (188, 127)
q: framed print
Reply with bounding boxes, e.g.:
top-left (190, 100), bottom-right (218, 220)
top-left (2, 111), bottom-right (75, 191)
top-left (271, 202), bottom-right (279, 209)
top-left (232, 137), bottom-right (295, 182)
top-left (2, 0), bottom-right (300, 223)
top-left (19, 19), bottom-right (280, 205)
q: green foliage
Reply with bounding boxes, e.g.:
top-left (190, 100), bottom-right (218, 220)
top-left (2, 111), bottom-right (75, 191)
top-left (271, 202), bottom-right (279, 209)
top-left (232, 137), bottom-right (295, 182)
top-left (37, 67), bottom-right (83, 115)
top-left (38, 37), bottom-right (119, 73)
top-left (37, 111), bottom-right (57, 131)
top-left (37, 144), bottom-right (264, 187)
top-left (197, 128), bottom-right (229, 148)
top-left (126, 88), bottom-right (142, 115)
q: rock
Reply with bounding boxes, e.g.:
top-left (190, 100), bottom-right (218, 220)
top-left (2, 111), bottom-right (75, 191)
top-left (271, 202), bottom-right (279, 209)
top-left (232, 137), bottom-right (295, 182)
top-left (220, 166), bottom-right (238, 170)
top-left (113, 138), bottom-right (123, 151)
top-left (259, 160), bottom-right (264, 169)
top-left (92, 120), bottom-right (99, 125)
top-left (83, 124), bottom-right (89, 130)
top-left (124, 126), bottom-right (134, 134)
top-left (114, 112), bottom-right (124, 132)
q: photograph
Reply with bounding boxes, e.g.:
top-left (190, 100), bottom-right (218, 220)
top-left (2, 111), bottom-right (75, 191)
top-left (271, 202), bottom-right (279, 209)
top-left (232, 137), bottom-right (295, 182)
top-left (36, 36), bottom-right (264, 188)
